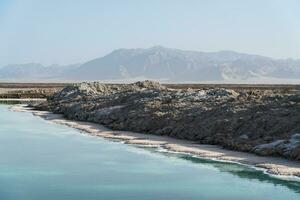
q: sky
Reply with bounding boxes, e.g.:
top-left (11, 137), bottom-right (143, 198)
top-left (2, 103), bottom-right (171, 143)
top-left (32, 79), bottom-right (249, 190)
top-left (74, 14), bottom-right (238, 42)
top-left (0, 0), bottom-right (300, 66)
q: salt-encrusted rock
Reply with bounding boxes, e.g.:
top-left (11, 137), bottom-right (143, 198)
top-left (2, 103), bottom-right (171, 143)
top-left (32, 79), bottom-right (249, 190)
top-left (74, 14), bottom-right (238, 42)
top-left (239, 134), bottom-right (249, 140)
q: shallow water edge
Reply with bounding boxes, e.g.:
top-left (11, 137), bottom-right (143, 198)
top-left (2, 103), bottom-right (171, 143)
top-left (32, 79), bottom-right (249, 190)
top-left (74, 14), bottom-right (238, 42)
top-left (11, 104), bottom-right (300, 181)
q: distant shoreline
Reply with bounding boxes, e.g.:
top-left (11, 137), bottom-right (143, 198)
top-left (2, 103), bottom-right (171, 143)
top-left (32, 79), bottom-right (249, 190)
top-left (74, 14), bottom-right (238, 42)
top-left (0, 98), bottom-right (46, 101)
top-left (11, 104), bottom-right (300, 181)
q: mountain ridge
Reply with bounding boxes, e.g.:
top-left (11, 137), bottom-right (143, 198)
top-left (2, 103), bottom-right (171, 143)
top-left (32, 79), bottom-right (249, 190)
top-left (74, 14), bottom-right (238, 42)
top-left (1, 46), bottom-right (300, 83)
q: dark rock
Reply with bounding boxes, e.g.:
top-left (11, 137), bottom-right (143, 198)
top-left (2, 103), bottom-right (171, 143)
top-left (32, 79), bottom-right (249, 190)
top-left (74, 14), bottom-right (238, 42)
top-left (35, 80), bottom-right (300, 160)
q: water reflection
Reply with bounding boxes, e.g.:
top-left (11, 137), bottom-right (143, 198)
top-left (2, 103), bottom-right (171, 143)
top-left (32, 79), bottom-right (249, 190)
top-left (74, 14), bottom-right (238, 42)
top-left (142, 146), bottom-right (300, 193)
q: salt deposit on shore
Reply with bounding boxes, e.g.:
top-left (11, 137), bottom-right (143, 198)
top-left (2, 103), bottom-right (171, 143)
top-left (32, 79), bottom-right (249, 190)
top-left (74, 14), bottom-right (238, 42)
top-left (11, 104), bottom-right (300, 180)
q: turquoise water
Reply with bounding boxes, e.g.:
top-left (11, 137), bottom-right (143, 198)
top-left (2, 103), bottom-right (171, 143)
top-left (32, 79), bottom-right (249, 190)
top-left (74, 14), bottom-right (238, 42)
top-left (0, 104), bottom-right (300, 200)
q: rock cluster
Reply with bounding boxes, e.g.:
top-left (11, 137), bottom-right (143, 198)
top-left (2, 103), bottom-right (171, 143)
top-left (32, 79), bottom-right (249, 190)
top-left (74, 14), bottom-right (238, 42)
top-left (35, 81), bottom-right (300, 160)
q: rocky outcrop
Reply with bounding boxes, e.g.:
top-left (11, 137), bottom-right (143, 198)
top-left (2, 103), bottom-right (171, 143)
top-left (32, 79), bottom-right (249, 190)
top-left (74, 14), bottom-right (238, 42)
top-left (253, 134), bottom-right (300, 160)
top-left (35, 81), bottom-right (300, 160)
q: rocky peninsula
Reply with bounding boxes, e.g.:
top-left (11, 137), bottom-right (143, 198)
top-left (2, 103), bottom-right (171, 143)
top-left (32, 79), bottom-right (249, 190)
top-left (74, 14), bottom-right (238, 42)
top-left (34, 81), bottom-right (300, 161)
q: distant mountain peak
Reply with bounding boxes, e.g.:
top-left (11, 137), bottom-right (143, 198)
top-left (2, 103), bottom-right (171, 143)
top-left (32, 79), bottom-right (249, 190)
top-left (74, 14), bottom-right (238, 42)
top-left (149, 45), bottom-right (168, 50)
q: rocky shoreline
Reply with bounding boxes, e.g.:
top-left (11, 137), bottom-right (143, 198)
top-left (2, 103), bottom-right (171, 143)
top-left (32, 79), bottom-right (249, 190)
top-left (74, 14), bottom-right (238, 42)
top-left (34, 81), bottom-right (300, 161)
top-left (11, 104), bottom-right (300, 179)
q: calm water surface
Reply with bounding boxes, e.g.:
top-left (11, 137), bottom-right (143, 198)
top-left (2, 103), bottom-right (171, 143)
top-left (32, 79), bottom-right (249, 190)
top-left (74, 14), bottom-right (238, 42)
top-left (0, 104), bottom-right (300, 200)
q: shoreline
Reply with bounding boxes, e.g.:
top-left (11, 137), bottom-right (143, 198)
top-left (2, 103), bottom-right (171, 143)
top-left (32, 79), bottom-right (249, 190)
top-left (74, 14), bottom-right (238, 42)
top-left (11, 104), bottom-right (300, 181)
top-left (0, 98), bottom-right (46, 102)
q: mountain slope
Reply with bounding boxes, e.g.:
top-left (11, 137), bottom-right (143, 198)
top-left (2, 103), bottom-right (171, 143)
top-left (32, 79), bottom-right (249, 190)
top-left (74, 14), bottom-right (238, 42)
top-left (1, 46), bottom-right (300, 83)
top-left (68, 46), bottom-right (300, 82)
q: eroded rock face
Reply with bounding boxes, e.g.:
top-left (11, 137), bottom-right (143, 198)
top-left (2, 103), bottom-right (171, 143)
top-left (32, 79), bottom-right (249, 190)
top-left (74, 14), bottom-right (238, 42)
top-left (35, 80), bottom-right (300, 160)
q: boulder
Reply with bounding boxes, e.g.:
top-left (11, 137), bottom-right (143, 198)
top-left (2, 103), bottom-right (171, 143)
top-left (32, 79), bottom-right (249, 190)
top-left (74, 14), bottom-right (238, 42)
top-left (252, 140), bottom-right (286, 156)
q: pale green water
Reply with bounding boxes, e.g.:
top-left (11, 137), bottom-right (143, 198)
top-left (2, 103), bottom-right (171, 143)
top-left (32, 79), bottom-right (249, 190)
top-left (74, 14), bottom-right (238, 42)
top-left (0, 104), bottom-right (300, 200)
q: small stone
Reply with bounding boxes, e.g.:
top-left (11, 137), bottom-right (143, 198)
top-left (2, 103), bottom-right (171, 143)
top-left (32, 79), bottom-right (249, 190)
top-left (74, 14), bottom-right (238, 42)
top-left (239, 134), bottom-right (249, 140)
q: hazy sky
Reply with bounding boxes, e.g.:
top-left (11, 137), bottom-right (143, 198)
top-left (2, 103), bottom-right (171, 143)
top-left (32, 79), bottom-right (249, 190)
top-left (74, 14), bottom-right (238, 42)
top-left (0, 0), bottom-right (300, 66)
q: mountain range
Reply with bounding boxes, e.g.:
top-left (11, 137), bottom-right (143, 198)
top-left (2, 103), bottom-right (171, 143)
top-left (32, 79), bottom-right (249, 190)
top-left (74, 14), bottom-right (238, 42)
top-left (1, 46), bottom-right (300, 83)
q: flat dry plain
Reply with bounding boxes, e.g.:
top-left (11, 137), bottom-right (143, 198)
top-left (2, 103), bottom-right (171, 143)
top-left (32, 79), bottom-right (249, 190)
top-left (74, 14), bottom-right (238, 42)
top-left (0, 82), bottom-right (299, 99)
top-left (0, 83), bottom-right (68, 99)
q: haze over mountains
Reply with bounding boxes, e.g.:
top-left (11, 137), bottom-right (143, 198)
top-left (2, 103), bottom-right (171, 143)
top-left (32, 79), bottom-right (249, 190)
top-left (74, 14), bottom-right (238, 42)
top-left (1, 46), bottom-right (300, 83)
top-left (0, 63), bottom-right (79, 81)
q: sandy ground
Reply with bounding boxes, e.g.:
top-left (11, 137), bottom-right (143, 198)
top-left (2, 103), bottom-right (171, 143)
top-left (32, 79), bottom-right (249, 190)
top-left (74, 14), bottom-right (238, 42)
top-left (10, 104), bottom-right (300, 180)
